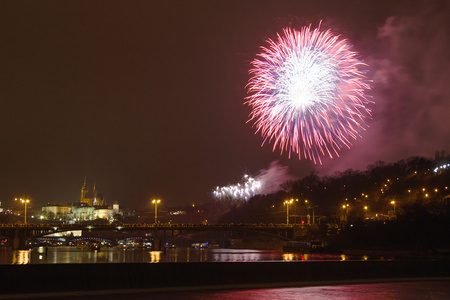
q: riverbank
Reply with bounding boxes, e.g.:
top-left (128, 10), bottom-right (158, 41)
top-left (1, 260), bottom-right (449, 297)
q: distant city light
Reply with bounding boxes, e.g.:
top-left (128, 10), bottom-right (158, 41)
top-left (433, 163), bottom-right (450, 173)
top-left (170, 211), bottom-right (186, 215)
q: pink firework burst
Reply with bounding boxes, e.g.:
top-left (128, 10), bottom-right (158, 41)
top-left (246, 23), bottom-right (372, 164)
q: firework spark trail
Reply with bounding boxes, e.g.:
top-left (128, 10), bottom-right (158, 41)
top-left (246, 23), bottom-right (372, 164)
top-left (213, 175), bottom-right (262, 201)
top-left (213, 161), bottom-right (292, 202)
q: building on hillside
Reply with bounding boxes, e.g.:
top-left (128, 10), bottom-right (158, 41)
top-left (94, 205), bottom-right (111, 219)
top-left (42, 204), bottom-right (71, 221)
top-left (70, 202), bottom-right (122, 223)
top-left (47, 202), bottom-right (123, 223)
top-left (94, 201), bottom-right (121, 219)
top-left (69, 202), bottom-right (96, 222)
top-left (40, 179), bottom-right (123, 223)
top-left (80, 178), bottom-right (105, 206)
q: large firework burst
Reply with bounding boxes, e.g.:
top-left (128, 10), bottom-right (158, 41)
top-left (246, 23), bottom-right (372, 164)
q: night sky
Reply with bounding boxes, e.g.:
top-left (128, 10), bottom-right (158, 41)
top-left (0, 1), bottom-right (449, 210)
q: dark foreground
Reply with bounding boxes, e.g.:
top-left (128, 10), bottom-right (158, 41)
top-left (1, 260), bottom-right (449, 298)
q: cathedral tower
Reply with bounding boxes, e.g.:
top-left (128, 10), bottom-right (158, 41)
top-left (80, 178), bottom-right (105, 206)
top-left (81, 177), bottom-right (89, 203)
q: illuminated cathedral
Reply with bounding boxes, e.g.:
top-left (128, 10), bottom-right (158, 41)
top-left (80, 177), bottom-right (105, 206)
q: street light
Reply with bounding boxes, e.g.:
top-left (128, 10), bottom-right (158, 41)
top-left (342, 203), bottom-right (349, 222)
top-left (294, 199), bottom-right (299, 224)
top-left (305, 200), bottom-right (314, 225)
top-left (390, 200), bottom-right (396, 212)
top-left (304, 200), bottom-right (309, 225)
top-left (15, 198), bottom-right (30, 225)
top-left (152, 199), bottom-right (161, 224)
top-left (364, 206), bottom-right (368, 218)
top-left (284, 199), bottom-right (293, 225)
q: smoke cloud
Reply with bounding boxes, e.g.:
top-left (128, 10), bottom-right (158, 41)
top-left (257, 160), bottom-right (294, 194)
top-left (213, 160), bottom-right (294, 202)
top-left (317, 3), bottom-right (450, 174)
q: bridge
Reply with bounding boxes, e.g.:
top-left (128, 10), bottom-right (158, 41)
top-left (0, 223), bottom-right (303, 249)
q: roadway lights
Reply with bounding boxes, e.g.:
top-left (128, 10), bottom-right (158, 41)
top-left (341, 204), bottom-right (349, 223)
top-left (304, 200), bottom-right (316, 225)
top-left (391, 201), bottom-right (396, 211)
top-left (305, 200), bottom-right (310, 225)
top-left (152, 199), bottom-right (161, 224)
top-left (15, 198), bottom-right (30, 225)
top-left (284, 199), bottom-right (294, 225)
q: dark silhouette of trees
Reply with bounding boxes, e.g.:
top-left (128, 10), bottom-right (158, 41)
top-left (216, 154), bottom-right (450, 251)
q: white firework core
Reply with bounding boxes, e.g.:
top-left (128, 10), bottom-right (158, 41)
top-left (246, 24), bottom-right (372, 164)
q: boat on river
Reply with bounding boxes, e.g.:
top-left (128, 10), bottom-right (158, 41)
top-left (87, 240), bottom-right (101, 251)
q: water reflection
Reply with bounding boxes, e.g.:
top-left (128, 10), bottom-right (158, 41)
top-left (283, 253), bottom-right (314, 261)
top-left (152, 281), bottom-right (450, 300)
top-left (0, 247), bottom-right (385, 264)
top-left (149, 251), bottom-right (161, 263)
top-left (11, 250), bottom-right (30, 264)
top-left (210, 249), bottom-right (264, 262)
top-left (283, 253), bottom-right (294, 261)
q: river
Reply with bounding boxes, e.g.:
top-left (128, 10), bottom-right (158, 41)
top-left (2, 247), bottom-right (449, 299)
top-left (136, 280), bottom-right (450, 300)
top-left (1, 246), bottom-right (365, 264)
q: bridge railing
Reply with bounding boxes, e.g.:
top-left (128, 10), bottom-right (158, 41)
top-left (0, 223), bottom-right (299, 229)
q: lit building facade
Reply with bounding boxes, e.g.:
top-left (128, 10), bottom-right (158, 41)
top-left (40, 180), bottom-right (122, 223)
top-left (42, 204), bottom-right (71, 220)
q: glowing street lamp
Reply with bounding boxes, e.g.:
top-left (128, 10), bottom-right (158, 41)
top-left (152, 199), bottom-right (161, 224)
top-left (15, 198), bottom-right (30, 225)
top-left (284, 199), bottom-right (294, 225)
top-left (390, 200), bottom-right (396, 212)
top-left (305, 200), bottom-right (309, 225)
top-left (342, 203), bottom-right (349, 222)
top-left (364, 206), bottom-right (368, 218)
top-left (305, 200), bottom-right (314, 225)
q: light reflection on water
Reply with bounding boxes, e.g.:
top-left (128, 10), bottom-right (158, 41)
top-left (149, 280), bottom-right (450, 300)
top-left (11, 249), bottom-right (30, 264)
top-left (0, 247), bottom-right (376, 264)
